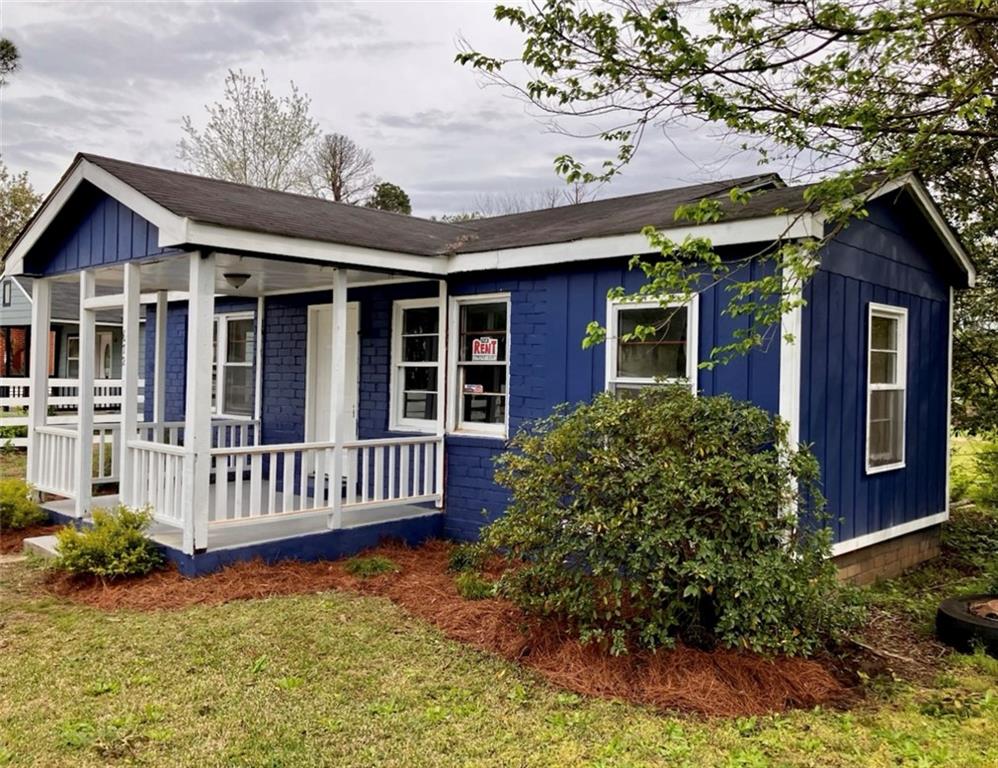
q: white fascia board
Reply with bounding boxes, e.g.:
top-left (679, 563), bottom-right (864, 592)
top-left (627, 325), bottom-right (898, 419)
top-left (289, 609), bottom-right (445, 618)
top-left (4, 160), bottom-right (188, 277)
top-left (447, 213), bottom-right (822, 274)
top-left (831, 511), bottom-right (948, 557)
top-left (180, 221), bottom-right (448, 277)
top-left (11, 276), bottom-right (32, 302)
top-left (868, 174), bottom-right (975, 286)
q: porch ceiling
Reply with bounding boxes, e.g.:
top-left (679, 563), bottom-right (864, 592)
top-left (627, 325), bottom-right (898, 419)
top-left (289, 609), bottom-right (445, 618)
top-left (48, 252), bottom-right (426, 297)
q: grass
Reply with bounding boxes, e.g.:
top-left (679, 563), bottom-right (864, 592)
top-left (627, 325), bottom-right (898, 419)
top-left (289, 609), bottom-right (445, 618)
top-left (1, 448), bottom-right (997, 766)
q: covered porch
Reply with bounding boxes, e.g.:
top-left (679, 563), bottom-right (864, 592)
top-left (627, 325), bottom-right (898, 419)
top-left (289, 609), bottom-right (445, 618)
top-left (26, 249), bottom-right (448, 563)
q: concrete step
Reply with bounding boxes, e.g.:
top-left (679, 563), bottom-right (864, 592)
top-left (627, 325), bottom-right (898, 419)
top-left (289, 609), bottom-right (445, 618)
top-left (22, 535), bottom-right (60, 559)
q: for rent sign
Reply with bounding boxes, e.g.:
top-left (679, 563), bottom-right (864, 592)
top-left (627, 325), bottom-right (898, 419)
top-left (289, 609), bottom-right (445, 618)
top-left (471, 337), bottom-right (499, 361)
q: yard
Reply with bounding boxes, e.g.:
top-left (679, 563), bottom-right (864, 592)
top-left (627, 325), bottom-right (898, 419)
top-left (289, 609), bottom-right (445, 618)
top-left (2, 447), bottom-right (997, 767)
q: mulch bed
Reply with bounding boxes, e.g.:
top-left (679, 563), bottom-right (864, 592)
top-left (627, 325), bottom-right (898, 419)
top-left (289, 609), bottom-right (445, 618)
top-left (0, 524), bottom-right (62, 555)
top-left (45, 540), bottom-right (859, 717)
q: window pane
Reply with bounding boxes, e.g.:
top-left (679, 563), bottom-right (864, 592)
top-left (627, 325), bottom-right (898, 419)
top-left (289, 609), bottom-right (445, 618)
top-left (461, 302), bottom-right (507, 334)
top-left (616, 306), bottom-right (688, 380)
top-left (871, 315), bottom-right (898, 350)
top-left (870, 350), bottom-right (897, 385)
top-left (462, 394), bottom-right (505, 424)
top-left (869, 389), bottom-right (903, 466)
top-left (462, 364), bottom-right (506, 394)
top-left (226, 318), bottom-right (255, 364)
top-left (223, 366), bottom-right (254, 416)
top-left (403, 336), bottom-right (438, 363)
top-left (403, 307), bottom-right (439, 335)
top-left (403, 366), bottom-right (437, 392)
top-left (403, 392), bottom-right (437, 420)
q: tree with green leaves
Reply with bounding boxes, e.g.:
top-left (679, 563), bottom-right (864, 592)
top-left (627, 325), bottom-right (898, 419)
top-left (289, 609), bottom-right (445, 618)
top-left (365, 181), bottom-right (412, 215)
top-left (459, 1), bottom-right (998, 383)
top-left (179, 69), bottom-right (319, 193)
top-left (0, 38), bottom-right (19, 86)
top-left (0, 161), bottom-right (42, 257)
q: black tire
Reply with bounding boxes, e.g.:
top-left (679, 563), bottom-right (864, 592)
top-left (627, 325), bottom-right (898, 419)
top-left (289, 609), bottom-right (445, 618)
top-left (936, 595), bottom-right (998, 657)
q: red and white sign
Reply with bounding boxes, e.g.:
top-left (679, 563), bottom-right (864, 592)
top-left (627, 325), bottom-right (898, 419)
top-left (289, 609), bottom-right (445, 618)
top-left (471, 337), bottom-right (499, 361)
top-left (463, 383), bottom-right (484, 394)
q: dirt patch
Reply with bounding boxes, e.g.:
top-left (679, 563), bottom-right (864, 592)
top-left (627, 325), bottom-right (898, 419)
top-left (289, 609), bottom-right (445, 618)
top-left (848, 606), bottom-right (952, 684)
top-left (0, 524), bottom-right (62, 555)
top-left (45, 540), bottom-right (855, 717)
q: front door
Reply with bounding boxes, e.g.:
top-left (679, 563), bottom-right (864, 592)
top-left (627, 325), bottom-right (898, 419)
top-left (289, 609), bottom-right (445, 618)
top-left (306, 302), bottom-right (360, 443)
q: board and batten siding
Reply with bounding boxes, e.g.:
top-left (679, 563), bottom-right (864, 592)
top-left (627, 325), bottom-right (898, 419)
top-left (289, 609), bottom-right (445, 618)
top-left (801, 198), bottom-right (950, 547)
top-left (24, 185), bottom-right (176, 277)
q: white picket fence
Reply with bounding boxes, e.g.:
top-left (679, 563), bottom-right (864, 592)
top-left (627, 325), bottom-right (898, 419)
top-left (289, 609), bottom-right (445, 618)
top-left (0, 377), bottom-right (145, 447)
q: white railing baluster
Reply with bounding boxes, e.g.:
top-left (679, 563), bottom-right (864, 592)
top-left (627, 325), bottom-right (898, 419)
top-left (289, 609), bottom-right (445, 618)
top-left (282, 451), bottom-right (294, 513)
top-left (249, 452), bottom-right (262, 515)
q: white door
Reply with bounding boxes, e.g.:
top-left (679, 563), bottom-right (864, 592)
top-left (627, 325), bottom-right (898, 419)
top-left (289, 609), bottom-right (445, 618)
top-left (95, 331), bottom-right (114, 379)
top-left (307, 302), bottom-right (360, 443)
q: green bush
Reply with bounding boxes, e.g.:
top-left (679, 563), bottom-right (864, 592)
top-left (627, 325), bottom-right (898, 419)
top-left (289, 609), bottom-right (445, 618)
top-left (455, 571), bottom-right (494, 600)
top-left (55, 506), bottom-right (163, 579)
top-left (343, 555), bottom-right (399, 578)
top-left (484, 386), bottom-right (861, 656)
top-left (447, 542), bottom-right (486, 573)
top-left (942, 504), bottom-right (998, 571)
top-left (0, 478), bottom-right (45, 529)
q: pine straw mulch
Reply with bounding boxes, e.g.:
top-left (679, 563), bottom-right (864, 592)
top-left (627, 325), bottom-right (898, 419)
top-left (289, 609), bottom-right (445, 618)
top-left (44, 540), bottom-right (861, 717)
top-left (0, 524), bottom-right (63, 555)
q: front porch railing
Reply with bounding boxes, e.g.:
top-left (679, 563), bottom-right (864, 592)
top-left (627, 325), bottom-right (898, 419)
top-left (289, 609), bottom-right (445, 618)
top-left (126, 439), bottom-right (189, 528)
top-left (33, 426), bottom-right (79, 497)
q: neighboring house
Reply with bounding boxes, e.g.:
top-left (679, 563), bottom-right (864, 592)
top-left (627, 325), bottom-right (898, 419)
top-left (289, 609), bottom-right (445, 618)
top-left (1, 153), bottom-right (974, 578)
top-left (0, 274), bottom-right (140, 381)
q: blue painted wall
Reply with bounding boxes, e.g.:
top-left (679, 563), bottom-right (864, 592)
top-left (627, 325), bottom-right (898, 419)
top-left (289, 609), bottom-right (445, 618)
top-left (801, 197), bottom-right (950, 545)
top-left (24, 184), bottom-right (177, 276)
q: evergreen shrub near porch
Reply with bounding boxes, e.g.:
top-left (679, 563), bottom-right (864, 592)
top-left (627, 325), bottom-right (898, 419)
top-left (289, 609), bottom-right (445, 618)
top-left (484, 387), bottom-right (862, 656)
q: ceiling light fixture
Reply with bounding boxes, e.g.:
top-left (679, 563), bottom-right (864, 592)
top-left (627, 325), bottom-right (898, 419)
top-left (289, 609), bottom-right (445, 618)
top-left (223, 272), bottom-right (251, 290)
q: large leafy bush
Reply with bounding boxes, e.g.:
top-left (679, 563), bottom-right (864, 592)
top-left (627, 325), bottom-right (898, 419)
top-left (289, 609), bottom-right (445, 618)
top-left (0, 478), bottom-right (45, 529)
top-left (55, 506), bottom-right (163, 579)
top-left (485, 387), bottom-right (860, 656)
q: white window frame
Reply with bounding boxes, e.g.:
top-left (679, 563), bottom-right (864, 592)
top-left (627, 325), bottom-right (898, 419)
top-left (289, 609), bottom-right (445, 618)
top-left (390, 297), bottom-right (442, 433)
top-left (446, 292), bottom-right (511, 438)
top-left (214, 311), bottom-right (256, 420)
top-left (66, 334), bottom-right (80, 379)
top-left (605, 295), bottom-right (699, 393)
top-left (1, 280), bottom-right (11, 307)
top-left (866, 302), bottom-right (908, 474)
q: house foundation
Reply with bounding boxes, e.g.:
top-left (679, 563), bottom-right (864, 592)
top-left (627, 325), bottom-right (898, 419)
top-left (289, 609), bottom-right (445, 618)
top-left (834, 525), bottom-right (941, 584)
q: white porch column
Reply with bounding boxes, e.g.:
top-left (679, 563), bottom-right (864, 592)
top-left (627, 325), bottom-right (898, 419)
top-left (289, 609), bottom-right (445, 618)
top-left (434, 279), bottom-right (447, 508)
top-left (75, 270), bottom-right (96, 518)
top-left (153, 290), bottom-right (168, 442)
top-left (183, 251), bottom-right (215, 553)
top-left (118, 263), bottom-right (141, 506)
top-left (328, 268), bottom-right (348, 529)
top-left (253, 295), bottom-right (264, 446)
top-left (25, 277), bottom-right (52, 490)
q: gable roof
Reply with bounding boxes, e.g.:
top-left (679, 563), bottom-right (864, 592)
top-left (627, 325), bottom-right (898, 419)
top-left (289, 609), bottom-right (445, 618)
top-left (2, 153), bottom-right (974, 287)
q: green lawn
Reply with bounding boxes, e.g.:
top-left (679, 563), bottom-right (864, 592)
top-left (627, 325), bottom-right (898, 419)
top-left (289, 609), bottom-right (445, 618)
top-left (1, 447), bottom-right (997, 767)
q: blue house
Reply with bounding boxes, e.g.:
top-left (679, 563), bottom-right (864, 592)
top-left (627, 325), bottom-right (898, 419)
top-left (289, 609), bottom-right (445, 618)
top-left (3, 154), bottom-right (974, 579)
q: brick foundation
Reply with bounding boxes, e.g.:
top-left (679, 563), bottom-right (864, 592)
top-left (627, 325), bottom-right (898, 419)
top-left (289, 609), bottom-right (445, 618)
top-left (834, 525), bottom-right (941, 585)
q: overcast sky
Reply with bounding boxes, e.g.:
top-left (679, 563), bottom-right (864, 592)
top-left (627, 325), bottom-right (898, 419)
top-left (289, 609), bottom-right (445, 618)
top-left (1, 0), bottom-right (768, 217)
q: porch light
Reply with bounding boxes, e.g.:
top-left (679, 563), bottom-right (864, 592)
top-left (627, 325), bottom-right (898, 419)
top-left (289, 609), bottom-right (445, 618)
top-left (223, 272), bottom-right (251, 290)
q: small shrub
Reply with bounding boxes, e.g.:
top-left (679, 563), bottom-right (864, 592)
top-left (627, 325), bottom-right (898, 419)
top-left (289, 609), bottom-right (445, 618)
top-left (484, 387), bottom-right (862, 656)
top-left (343, 555), bottom-right (398, 578)
top-left (0, 478), bottom-right (45, 529)
top-left (455, 571), bottom-right (494, 600)
top-left (942, 505), bottom-right (998, 571)
top-left (447, 542), bottom-right (486, 573)
top-left (55, 506), bottom-right (163, 579)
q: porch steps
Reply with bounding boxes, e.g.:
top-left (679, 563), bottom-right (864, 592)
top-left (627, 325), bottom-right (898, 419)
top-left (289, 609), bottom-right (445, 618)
top-left (22, 535), bottom-right (60, 560)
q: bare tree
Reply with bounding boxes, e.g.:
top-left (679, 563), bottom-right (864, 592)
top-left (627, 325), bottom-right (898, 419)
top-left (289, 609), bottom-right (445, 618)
top-left (310, 133), bottom-right (376, 203)
top-left (470, 181), bottom-right (600, 217)
top-left (178, 69), bottom-right (318, 192)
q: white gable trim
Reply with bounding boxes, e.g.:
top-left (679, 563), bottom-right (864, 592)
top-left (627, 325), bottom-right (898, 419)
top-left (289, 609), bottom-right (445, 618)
top-left (447, 213), bottom-right (823, 273)
top-left (4, 159), bottom-right (189, 277)
top-left (868, 174), bottom-right (975, 286)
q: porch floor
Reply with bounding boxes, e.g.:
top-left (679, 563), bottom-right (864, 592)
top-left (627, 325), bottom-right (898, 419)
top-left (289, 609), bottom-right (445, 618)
top-left (42, 487), bottom-right (441, 553)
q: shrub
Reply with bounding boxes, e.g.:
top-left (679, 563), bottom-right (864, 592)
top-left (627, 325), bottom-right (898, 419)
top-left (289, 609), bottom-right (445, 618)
top-left (0, 478), bottom-right (45, 529)
top-left (942, 504), bottom-right (998, 571)
top-left (455, 571), bottom-right (494, 600)
top-left (55, 506), bottom-right (163, 579)
top-left (343, 555), bottom-right (399, 578)
top-left (447, 542), bottom-right (486, 573)
top-left (484, 386), bottom-right (861, 656)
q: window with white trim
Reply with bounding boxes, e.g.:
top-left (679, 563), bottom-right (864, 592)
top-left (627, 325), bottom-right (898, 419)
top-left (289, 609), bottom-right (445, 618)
top-left (213, 313), bottom-right (255, 418)
top-left (2, 280), bottom-right (11, 307)
top-left (866, 303), bottom-right (907, 472)
top-left (449, 294), bottom-right (510, 436)
top-left (391, 298), bottom-right (440, 430)
top-left (606, 297), bottom-right (697, 394)
top-left (66, 335), bottom-right (80, 379)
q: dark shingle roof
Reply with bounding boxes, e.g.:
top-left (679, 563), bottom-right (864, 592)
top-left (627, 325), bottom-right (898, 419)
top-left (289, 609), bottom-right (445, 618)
top-left (81, 154), bottom-right (471, 257)
top-left (79, 154), bottom-right (819, 257)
